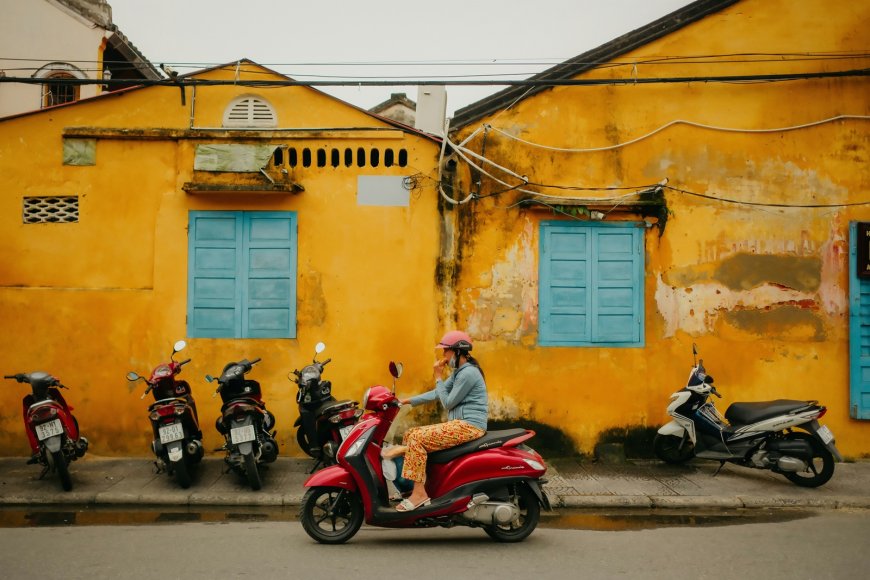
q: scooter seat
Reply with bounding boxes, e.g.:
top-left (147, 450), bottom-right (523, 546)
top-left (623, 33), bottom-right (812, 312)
top-left (316, 399), bottom-right (357, 417)
top-left (724, 399), bottom-right (816, 426)
top-left (428, 428), bottom-right (527, 464)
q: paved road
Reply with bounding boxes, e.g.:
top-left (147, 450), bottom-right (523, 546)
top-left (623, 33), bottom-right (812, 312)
top-left (0, 509), bottom-right (867, 579)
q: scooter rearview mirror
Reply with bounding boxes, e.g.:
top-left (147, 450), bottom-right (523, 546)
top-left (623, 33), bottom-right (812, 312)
top-left (315, 342), bottom-right (326, 354)
top-left (173, 340), bottom-right (187, 354)
top-left (126, 372), bottom-right (140, 382)
top-left (205, 374), bottom-right (214, 383)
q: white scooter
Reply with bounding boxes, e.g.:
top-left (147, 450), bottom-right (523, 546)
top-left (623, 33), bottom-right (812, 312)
top-left (655, 345), bottom-right (842, 487)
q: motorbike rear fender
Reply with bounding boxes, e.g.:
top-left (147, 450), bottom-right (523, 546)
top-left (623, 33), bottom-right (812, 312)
top-left (802, 419), bottom-right (845, 462)
top-left (238, 442), bottom-right (253, 455)
top-left (303, 464), bottom-right (358, 491)
top-left (166, 441), bottom-right (183, 462)
top-left (526, 479), bottom-right (551, 511)
top-left (43, 435), bottom-right (62, 453)
top-left (293, 416), bottom-right (302, 427)
top-left (657, 420), bottom-right (687, 437)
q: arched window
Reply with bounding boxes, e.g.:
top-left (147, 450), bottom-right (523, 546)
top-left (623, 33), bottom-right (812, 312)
top-left (34, 62), bottom-right (86, 109)
top-left (223, 95), bottom-right (278, 128)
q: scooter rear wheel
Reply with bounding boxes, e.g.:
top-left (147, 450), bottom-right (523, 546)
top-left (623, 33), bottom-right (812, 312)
top-left (782, 431), bottom-right (835, 488)
top-left (171, 458), bottom-right (191, 489)
top-left (654, 433), bottom-right (695, 464)
top-left (300, 487), bottom-right (363, 544)
top-left (244, 452), bottom-right (262, 490)
top-left (51, 450), bottom-right (72, 492)
top-left (484, 483), bottom-right (540, 543)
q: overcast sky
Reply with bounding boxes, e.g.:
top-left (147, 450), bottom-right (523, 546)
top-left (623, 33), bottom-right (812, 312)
top-left (108, 0), bottom-right (694, 116)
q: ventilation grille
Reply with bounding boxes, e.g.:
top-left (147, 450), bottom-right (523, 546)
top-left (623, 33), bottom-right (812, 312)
top-left (223, 97), bottom-right (277, 128)
top-left (23, 196), bottom-right (79, 223)
top-left (270, 146), bottom-right (408, 169)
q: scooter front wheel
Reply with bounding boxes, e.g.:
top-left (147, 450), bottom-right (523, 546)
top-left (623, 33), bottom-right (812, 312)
top-left (296, 427), bottom-right (318, 459)
top-left (300, 487), bottom-right (363, 544)
top-left (654, 433), bottom-right (695, 464)
top-left (484, 483), bottom-right (540, 543)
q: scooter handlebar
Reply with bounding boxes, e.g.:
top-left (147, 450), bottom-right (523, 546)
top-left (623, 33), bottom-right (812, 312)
top-left (250, 358), bottom-right (262, 365)
top-left (179, 358), bottom-right (192, 366)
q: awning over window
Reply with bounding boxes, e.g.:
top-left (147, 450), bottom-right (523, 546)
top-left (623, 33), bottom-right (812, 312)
top-left (193, 144), bottom-right (279, 172)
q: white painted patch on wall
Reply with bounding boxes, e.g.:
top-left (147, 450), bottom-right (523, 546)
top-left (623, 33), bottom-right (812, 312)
top-left (357, 175), bottom-right (410, 207)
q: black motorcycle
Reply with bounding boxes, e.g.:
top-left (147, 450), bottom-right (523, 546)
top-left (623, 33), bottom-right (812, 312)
top-left (291, 342), bottom-right (362, 471)
top-left (206, 358), bottom-right (278, 490)
top-left (127, 340), bottom-right (203, 488)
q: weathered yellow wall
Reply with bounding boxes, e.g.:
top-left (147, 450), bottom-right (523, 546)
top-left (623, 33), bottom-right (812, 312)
top-left (0, 63), bottom-right (443, 456)
top-left (450, 0), bottom-right (870, 456)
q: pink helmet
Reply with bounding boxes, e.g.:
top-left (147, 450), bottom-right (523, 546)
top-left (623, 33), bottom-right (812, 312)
top-left (436, 330), bottom-right (473, 351)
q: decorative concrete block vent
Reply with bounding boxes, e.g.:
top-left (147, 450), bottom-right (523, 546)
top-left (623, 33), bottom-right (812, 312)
top-left (23, 196), bottom-right (79, 223)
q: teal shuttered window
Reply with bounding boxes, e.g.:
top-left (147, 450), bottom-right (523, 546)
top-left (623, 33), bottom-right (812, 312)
top-left (539, 221), bottom-right (644, 347)
top-left (188, 211), bottom-right (297, 338)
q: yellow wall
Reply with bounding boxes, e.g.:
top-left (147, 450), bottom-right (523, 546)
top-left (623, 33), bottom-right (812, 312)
top-left (450, 0), bottom-right (870, 456)
top-left (0, 63), bottom-right (443, 456)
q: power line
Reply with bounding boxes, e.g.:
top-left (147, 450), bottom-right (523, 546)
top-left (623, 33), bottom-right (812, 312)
top-left (2, 67), bottom-right (867, 87)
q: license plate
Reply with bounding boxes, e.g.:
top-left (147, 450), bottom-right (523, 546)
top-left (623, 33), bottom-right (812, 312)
top-left (231, 424), bottom-right (256, 444)
top-left (817, 425), bottom-right (835, 445)
top-left (35, 419), bottom-right (63, 441)
top-left (339, 424), bottom-right (354, 440)
top-left (159, 423), bottom-right (185, 444)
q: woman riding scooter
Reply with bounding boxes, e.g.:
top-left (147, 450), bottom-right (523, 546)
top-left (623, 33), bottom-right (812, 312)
top-left (396, 330), bottom-right (488, 512)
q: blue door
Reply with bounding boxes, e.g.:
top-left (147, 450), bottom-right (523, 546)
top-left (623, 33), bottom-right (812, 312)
top-left (188, 211), bottom-right (297, 338)
top-left (849, 222), bottom-right (870, 419)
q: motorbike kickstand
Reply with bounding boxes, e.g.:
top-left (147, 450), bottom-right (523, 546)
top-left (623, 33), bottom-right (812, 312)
top-left (712, 461), bottom-right (726, 477)
top-left (307, 458), bottom-right (323, 474)
top-left (38, 465), bottom-right (50, 480)
top-left (153, 461), bottom-right (164, 475)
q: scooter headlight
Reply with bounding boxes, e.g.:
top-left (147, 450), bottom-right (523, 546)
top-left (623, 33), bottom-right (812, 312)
top-left (344, 425), bottom-right (375, 458)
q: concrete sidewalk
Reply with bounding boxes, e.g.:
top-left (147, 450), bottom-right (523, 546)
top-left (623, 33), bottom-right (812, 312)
top-left (1, 455), bottom-right (868, 510)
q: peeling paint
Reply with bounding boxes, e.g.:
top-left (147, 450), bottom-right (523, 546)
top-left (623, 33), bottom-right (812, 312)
top-left (724, 306), bottom-right (826, 341)
top-left (665, 253), bottom-right (821, 291)
top-left (655, 273), bottom-right (817, 337)
top-left (465, 219), bottom-right (537, 341)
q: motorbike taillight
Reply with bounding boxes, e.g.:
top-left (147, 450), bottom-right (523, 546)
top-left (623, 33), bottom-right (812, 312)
top-left (31, 406), bottom-right (58, 421)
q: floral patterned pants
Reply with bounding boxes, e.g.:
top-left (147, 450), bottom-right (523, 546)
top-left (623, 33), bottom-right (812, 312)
top-left (400, 420), bottom-right (485, 483)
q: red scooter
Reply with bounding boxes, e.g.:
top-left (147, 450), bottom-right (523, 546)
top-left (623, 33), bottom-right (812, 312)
top-left (4, 371), bottom-right (88, 491)
top-left (126, 340), bottom-right (203, 488)
top-left (300, 362), bottom-right (550, 544)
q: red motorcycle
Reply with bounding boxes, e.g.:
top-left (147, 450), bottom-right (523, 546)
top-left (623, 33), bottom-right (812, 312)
top-left (126, 340), bottom-right (203, 488)
top-left (5, 371), bottom-right (88, 491)
top-left (300, 362), bottom-right (550, 544)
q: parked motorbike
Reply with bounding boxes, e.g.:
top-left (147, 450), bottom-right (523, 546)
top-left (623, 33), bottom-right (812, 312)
top-left (4, 371), bottom-right (88, 491)
top-left (206, 357), bottom-right (278, 490)
top-left (291, 342), bottom-right (363, 471)
top-left (126, 340), bottom-right (203, 488)
top-left (300, 361), bottom-right (550, 544)
top-left (655, 344), bottom-right (843, 487)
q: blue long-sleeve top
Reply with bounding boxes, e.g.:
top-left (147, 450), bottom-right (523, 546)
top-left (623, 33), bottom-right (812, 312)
top-left (408, 362), bottom-right (488, 431)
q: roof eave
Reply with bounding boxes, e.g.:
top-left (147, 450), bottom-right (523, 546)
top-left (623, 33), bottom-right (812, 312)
top-left (451, 0), bottom-right (740, 128)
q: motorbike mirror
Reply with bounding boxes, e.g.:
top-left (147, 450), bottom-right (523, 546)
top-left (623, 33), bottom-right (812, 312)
top-left (173, 340), bottom-right (187, 354)
top-left (389, 361), bottom-right (403, 379)
top-left (205, 374), bottom-right (214, 383)
top-left (126, 372), bottom-right (140, 382)
top-left (692, 343), bottom-right (697, 355)
top-left (315, 342), bottom-right (326, 355)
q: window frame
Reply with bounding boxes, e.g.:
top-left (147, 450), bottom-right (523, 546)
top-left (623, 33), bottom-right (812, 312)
top-left (538, 220), bottom-right (645, 347)
top-left (187, 210), bottom-right (298, 339)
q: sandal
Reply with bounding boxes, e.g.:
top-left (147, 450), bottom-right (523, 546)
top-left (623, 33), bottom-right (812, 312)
top-left (395, 497), bottom-right (431, 512)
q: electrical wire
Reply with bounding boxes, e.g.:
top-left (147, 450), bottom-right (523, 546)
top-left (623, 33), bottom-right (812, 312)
top-left (664, 185), bottom-right (870, 208)
top-left (483, 115), bottom-right (870, 153)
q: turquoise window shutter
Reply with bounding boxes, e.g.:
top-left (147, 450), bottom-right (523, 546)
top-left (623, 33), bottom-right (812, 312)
top-left (848, 222), bottom-right (870, 419)
top-left (539, 221), bottom-right (644, 347)
top-left (188, 211), bottom-right (297, 339)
